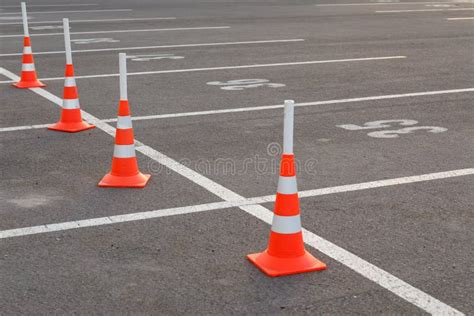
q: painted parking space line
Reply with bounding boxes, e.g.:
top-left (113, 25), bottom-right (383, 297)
top-left (0, 56), bottom-right (407, 84)
top-left (0, 9), bottom-right (132, 15)
top-left (0, 4), bottom-right (99, 8)
top-left (0, 26), bottom-right (230, 38)
top-left (376, 8), bottom-right (474, 12)
top-left (1, 87), bottom-right (473, 134)
top-left (0, 123), bottom-right (51, 133)
top-left (1, 168), bottom-right (472, 239)
top-left (447, 16), bottom-right (474, 19)
top-left (0, 17), bottom-right (177, 26)
top-left (0, 39), bottom-right (305, 57)
top-left (317, 1), bottom-right (474, 6)
top-left (0, 66), bottom-right (465, 315)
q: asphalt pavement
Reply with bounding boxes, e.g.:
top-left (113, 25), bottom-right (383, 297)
top-left (0, 0), bottom-right (473, 314)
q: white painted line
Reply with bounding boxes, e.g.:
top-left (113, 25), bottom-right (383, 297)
top-left (0, 56), bottom-right (407, 84)
top-left (241, 203), bottom-right (464, 315)
top-left (376, 8), bottom-right (474, 12)
top-left (0, 17), bottom-right (176, 25)
top-left (447, 16), bottom-right (474, 19)
top-left (0, 9), bottom-right (132, 15)
top-left (0, 168), bottom-right (472, 238)
top-left (0, 167), bottom-right (470, 237)
top-left (317, 1), bottom-right (474, 6)
top-left (0, 123), bottom-right (51, 132)
top-left (0, 66), bottom-right (465, 315)
top-left (1, 87), bottom-right (473, 134)
top-left (0, 26), bottom-right (230, 38)
top-left (0, 4), bottom-right (98, 8)
top-left (0, 39), bottom-right (305, 57)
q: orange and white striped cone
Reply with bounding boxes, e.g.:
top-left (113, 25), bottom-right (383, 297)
top-left (98, 53), bottom-right (151, 188)
top-left (48, 19), bottom-right (94, 133)
top-left (13, 2), bottom-right (45, 89)
top-left (247, 100), bottom-right (326, 277)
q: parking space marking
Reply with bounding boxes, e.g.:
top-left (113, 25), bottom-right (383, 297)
top-left (1, 87), bottom-right (472, 134)
top-left (0, 26), bottom-right (230, 38)
top-left (317, 1), bottom-right (474, 6)
top-left (1, 168), bottom-right (472, 239)
top-left (0, 39), bottom-right (305, 57)
top-left (337, 119), bottom-right (448, 138)
top-left (0, 17), bottom-right (176, 26)
top-left (447, 16), bottom-right (474, 19)
top-left (0, 4), bottom-right (98, 8)
top-left (0, 9), bottom-right (132, 15)
top-left (0, 66), bottom-right (466, 315)
top-left (376, 8), bottom-right (474, 12)
top-left (0, 123), bottom-right (50, 133)
top-left (0, 56), bottom-right (407, 84)
top-left (71, 38), bottom-right (120, 45)
top-left (207, 78), bottom-right (285, 90)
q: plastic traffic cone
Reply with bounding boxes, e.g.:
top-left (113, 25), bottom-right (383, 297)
top-left (247, 100), bottom-right (326, 277)
top-left (48, 19), bottom-right (94, 133)
top-left (98, 53), bottom-right (151, 188)
top-left (13, 2), bottom-right (45, 88)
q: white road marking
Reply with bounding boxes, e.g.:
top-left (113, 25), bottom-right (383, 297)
top-left (0, 66), bottom-right (465, 315)
top-left (31, 25), bottom-right (64, 30)
top-left (0, 17), bottom-right (176, 25)
top-left (129, 53), bottom-right (184, 61)
top-left (207, 78), bottom-right (286, 91)
top-left (317, 1), bottom-right (474, 6)
top-left (447, 16), bottom-right (474, 19)
top-left (1, 87), bottom-right (473, 134)
top-left (0, 26), bottom-right (230, 38)
top-left (0, 39), bottom-right (304, 57)
top-left (0, 56), bottom-right (407, 84)
top-left (0, 9), bottom-right (132, 15)
top-left (70, 38), bottom-right (120, 45)
top-left (1, 168), bottom-right (472, 239)
top-left (0, 4), bottom-right (98, 8)
top-left (0, 124), bottom-right (51, 133)
top-left (376, 7), bottom-right (474, 12)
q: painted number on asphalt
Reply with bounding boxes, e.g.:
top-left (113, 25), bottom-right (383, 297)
top-left (207, 79), bottom-right (286, 91)
top-left (71, 38), bottom-right (120, 45)
top-left (127, 53), bottom-right (184, 61)
top-left (337, 119), bottom-right (447, 138)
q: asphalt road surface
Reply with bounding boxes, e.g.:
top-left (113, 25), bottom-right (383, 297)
top-left (0, 0), bottom-right (473, 314)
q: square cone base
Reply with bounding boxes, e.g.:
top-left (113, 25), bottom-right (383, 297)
top-left (247, 250), bottom-right (326, 277)
top-left (12, 80), bottom-right (46, 88)
top-left (98, 172), bottom-right (151, 188)
top-left (48, 122), bottom-right (95, 133)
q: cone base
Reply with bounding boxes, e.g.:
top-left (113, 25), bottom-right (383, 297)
top-left (48, 121), bottom-right (95, 133)
top-left (98, 172), bottom-right (151, 188)
top-left (247, 250), bottom-right (326, 277)
top-left (13, 80), bottom-right (46, 88)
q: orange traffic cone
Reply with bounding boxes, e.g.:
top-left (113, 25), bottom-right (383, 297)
top-left (247, 100), bottom-right (326, 277)
top-left (98, 53), bottom-right (151, 188)
top-left (13, 3), bottom-right (45, 88)
top-left (48, 19), bottom-right (94, 133)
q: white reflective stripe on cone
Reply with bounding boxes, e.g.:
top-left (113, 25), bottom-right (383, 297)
top-left (62, 98), bottom-right (80, 109)
top-left (113, 144), bottom-right (136, 158)
top-left (64, 76), bottom-right (76, 87)
top-left (22, 63), bottom-right (35, 71)
top-left (277, 176), bottom-right (298, 194)
top-left (271, 214), bottom-right (301, 234)
top-left (23, 46), bottom-right (32, 54)
top-left (117, 116), bottom-right (133, 129)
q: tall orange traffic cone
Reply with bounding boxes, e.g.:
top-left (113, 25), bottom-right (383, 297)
top-left (247, 100), bottom-right (326, 277)
top-left (13, 2), bottom-right (45, 88)
top-left (98, 53), bottom-right (151, 188)
top-left (48, 18), bottom-right (94, 133)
